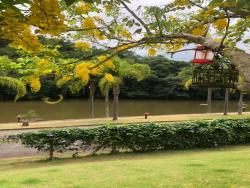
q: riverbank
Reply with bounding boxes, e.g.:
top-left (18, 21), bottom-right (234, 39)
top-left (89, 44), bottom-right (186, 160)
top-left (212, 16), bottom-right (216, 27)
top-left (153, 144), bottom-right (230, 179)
top-left (1, 112), bottom-right (250, 131)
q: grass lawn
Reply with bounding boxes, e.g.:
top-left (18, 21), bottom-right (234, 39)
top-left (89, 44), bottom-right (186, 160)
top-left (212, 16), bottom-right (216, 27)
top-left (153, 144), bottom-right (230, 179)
top-left (0, 146), bottom-right (250, 188)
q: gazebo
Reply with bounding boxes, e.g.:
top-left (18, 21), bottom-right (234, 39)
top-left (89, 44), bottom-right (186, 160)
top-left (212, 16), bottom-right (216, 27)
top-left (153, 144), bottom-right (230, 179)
top-left (191, 45), bottom-right (239, 114)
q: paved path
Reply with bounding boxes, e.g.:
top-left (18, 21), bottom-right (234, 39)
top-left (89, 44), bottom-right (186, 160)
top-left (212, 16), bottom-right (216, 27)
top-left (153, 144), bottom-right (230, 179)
top-left (1, 112), bottom-right (249, 131)
top-left (0, 143), bottom-right (40, 159)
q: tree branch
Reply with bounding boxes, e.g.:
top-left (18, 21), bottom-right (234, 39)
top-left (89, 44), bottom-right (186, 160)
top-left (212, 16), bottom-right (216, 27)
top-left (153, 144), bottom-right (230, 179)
top-left (188, 0), bottom-right (207, 10)
top-left (119, 1), bottom-right (152, 35)
top-left (218, 9), bottom-right (231, 51)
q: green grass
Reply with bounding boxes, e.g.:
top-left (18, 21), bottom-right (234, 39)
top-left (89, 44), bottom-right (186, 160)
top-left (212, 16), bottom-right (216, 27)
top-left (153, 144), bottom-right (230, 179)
top-left (1, 146), bottom-right (250, 188)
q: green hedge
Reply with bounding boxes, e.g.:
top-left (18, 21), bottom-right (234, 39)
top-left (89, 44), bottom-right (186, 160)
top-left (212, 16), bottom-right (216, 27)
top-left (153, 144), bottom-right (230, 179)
top-left (6, 119), bottom-right (250, 159)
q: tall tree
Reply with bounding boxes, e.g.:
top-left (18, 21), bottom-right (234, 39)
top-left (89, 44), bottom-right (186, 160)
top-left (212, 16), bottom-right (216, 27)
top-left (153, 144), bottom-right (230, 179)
top-left (99, 57), bottom-right (150, 120)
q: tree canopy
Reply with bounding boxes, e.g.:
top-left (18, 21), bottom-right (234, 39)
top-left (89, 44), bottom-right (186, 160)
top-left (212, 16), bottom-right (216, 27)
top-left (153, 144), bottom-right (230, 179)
top-left (0, 0), bottom-right (249, 91)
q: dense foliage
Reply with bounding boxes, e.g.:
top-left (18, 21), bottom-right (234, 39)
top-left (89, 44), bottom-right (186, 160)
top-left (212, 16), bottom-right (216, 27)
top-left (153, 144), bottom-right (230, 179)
top-left (6, 119), bottom-right (250, 159)
top-left (1, 39), bottom-right (244, 101)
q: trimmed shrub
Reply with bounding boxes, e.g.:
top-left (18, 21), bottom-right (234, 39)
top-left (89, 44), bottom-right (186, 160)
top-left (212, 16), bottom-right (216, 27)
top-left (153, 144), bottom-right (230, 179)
top-left (6, 119), bottom-right (250, 159)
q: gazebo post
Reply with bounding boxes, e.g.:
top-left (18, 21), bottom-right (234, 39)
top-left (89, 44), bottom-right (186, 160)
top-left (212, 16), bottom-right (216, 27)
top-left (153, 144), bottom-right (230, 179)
top-left (238, 92), bottom-right (244, 115)
top-left (224, 88), bottom-right (230, 115)
top-left (207, 87), bottom-right (212, 113)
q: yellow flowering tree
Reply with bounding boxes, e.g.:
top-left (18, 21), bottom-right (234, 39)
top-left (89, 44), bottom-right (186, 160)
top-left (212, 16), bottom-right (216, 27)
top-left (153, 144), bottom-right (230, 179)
top-left (0, 0), bottom-right (250, 95)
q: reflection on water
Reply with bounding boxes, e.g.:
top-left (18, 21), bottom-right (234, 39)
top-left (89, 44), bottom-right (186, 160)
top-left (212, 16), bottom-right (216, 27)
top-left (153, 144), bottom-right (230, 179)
top-left (0, 99), bottom-right (248, 123)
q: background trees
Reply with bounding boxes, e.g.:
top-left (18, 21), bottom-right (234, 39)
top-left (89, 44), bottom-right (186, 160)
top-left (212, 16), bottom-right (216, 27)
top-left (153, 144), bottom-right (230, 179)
top-left (0, 0), bottom-right (249, 100)
top-left (0, 39), bottom-right (245, 101)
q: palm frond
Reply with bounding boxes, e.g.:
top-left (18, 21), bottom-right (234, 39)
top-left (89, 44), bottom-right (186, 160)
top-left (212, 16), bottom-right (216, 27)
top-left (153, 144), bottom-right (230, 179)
top-left (98, 76), bottom-right (123, 96)
top-left (0, 76), bottom-right (26, 101)
top-left (98, 78), bottom-right (111, 96)
top-left (184, 79), bottom-right (192, 90)
top-left (114, 58), bottom-right (150, 81)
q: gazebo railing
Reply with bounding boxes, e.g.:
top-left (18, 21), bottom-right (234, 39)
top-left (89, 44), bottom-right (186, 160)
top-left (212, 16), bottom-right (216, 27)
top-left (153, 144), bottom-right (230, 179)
top-left (192, 68), bottom-right (239, 88)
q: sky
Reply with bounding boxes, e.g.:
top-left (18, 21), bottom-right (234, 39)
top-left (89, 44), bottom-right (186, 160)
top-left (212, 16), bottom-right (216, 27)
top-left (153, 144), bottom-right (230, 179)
top-left (126, 0), bottom-right (195, 62)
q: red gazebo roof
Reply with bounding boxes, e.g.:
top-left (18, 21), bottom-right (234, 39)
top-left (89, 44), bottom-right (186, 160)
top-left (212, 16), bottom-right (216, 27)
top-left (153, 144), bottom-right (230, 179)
top-left (192, 59), bottom-right (214, 64)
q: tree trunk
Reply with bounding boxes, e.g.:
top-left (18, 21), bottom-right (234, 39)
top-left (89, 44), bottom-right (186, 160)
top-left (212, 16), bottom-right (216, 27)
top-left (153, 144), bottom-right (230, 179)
top-left (49, 143), bottom-right (54, 160)
top-left (224, 88), bottom-right (230, 115)
top-left (112, 85), bottom-right (120, 121)
top-left (105, 89), bottom-right (109, 118)
top-left (207, 87), bottom-right (212, 113)
top-left (238, 92), bottom-right (244, 115)
top-left (89, 81), bottom-right (95, 118)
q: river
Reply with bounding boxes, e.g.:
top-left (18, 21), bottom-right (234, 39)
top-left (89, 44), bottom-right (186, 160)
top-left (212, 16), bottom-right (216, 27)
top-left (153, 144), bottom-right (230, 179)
top-left (0, 99), bottom-right (248, 123)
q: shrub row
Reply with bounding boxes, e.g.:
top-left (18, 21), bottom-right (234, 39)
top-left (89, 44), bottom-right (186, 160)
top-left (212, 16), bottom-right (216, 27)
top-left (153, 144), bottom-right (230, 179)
top-left (6, 119), bottom-right (250, 159)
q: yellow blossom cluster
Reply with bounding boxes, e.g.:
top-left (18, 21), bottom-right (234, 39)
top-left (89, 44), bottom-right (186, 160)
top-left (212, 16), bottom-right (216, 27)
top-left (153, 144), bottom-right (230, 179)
top-left (191, 25), bottom-right (206, 36)
top-left (37, 58), bottom-right (51, 67)
top-left (82, 17), bottom-right (96, 29)
top-left (104, 73), bottom-right (114, 83)
top-left (174, 0), bottom-right (189, 6)
top-left (29, 76), bottom-right (41, 92)
top-left (75, 63), bottom-right (90, 83)
top-left (116, 26), bottom-right (132, 39)
top-left (97, 56), bottom-right (115, 70)
top-left (75, 2), bottom-right (92, 14)
top-left (37, 58), bottom-right (53, 75)
top-left (104, 3), bottom-right (113, 12)
top-left (104, 60), bottom-right (115, 70)
top-left (169, 16), bottom-right (176, 21)
top-left (164, 39), bottom-right (185, 52)
top-left (213, 19), bottom-right (228, 30)
top-left (28, 0), bottom-right (67, 35)
top-left (75, 62), bottom-right (102, 83)
top-left (82, 17), bottom-right (106, 40)
top-left (90, 67), bottom-right (102, 76)
top-left (56, 76), bottom-right (72, 87)
top-left (202, 6), bottom-right (215, 17)
top-left (93, 30), bottom-right (106, 40)
top-left (0, 9), bottom-right (42, 52)
top-left (148, 48), bottom-right (157, 56)
top-left (74, 41), bottom-right (92, 51)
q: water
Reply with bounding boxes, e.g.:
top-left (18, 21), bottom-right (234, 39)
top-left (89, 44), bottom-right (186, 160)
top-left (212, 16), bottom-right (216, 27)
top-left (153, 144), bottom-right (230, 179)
top-left (0, 99), bottom-right (248, 123)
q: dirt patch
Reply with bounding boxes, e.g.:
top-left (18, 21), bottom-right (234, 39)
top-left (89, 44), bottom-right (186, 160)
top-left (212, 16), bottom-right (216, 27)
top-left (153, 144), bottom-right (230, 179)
top-left (0, 143), bottom-right (40, 159)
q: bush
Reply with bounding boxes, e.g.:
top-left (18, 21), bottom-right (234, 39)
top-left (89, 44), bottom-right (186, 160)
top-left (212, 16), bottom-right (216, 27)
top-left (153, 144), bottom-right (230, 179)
top-left (6, 119), bottom-right (250, 159)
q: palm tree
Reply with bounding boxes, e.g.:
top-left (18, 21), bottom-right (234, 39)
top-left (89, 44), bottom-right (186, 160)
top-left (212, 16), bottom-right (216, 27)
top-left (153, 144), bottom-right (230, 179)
top-left (238, 92), bottom-right (244, 115)
top-left (99, 57), bottom-right (150, 120)
top-left (88, 79), bottom-right (96, 118)
top-left (98, 77), bottom-right (114, 118)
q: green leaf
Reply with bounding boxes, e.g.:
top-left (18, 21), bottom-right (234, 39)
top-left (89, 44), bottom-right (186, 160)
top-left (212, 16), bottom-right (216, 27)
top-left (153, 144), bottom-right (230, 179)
top-left (64, 0), bottom-right (79, 6)
top-left (126, 20), bottom-right (134, 27)
top-left (84, 0), bottom-right (94, 3)
top-left (134, 29), bottom-right (142, 34)
top-left (243, 39), bottom-right (250, 43)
